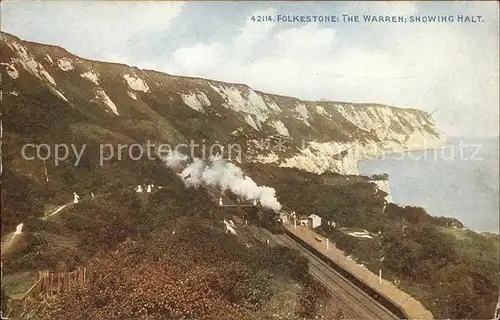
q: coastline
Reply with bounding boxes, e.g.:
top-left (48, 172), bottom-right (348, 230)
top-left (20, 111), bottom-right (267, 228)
top-left (358, 136), bottom-right (499, 234)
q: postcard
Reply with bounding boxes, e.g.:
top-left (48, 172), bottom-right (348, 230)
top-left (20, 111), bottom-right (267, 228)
top-left (1, 1), bottom-right (498, 319)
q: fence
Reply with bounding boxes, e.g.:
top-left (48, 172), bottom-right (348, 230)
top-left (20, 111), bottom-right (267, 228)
top-left (284, 229), bottom-right (410, 319)
top-left (4, 266), bottom-right (86, 318)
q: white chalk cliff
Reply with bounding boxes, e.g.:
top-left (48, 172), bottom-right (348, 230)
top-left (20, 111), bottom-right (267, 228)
top-left (276, 105), bottom-right (446, 175)
top-left (1, 31), bottom-right (445, 179)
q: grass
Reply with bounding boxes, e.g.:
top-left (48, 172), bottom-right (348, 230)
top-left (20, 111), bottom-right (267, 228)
top-left (439, 227), bottom-right (472, 241)
top-left (439, 227), bottom-right (499, 258)
top-left (253, 276), bottom-right (301, 319)
top-left (2, 271), bottom-right (38, 298)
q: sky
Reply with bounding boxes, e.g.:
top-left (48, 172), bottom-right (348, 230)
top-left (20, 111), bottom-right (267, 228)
top-left (1, 1), bottom-right (499, 137)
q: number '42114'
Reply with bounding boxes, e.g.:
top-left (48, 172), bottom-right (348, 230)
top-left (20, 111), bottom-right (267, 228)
top-left (251, 15), bottom-right (274, 22)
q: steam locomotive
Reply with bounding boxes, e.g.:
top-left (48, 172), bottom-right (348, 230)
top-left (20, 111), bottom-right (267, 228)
top-left (235, 197), bottom-right (285, 234)
top-left (259, 208), bottom-right (285, 234)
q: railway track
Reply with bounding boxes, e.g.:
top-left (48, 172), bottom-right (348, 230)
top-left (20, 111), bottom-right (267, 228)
top-left (207, 187), bottom-right (400, 319)
top-left (249, 225), bottom-right (368, 319)
top-left (255, 226), bottom-right (398, 320)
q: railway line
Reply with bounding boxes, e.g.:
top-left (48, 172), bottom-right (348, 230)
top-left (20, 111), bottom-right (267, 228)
top-left (208, 187), bottom-right (402, 319)
top-left (254, 226), bottom-right (398, 320)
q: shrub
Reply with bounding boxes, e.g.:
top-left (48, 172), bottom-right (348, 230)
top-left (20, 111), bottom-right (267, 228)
top-left (371, 173), bottom-right (389, 180)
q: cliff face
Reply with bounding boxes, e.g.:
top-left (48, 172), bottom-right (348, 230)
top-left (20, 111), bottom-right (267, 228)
top-left (1, 32), bottom-right (445, 176)
top-left (371, 180), bottom-right (393, 203)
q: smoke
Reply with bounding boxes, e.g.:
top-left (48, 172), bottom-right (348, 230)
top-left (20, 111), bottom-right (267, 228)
top-left (163, 150), bottom-right (189, 168)
top-left (161, 152), bottom-right (282, 211)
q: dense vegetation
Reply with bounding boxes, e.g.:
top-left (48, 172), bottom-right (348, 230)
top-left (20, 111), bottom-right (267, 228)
top-left (244, 163), bottom-right (500, 319)
top-left (2, 163), bottom-right (342, 319)
top-left (2, 32), bottom-right (493, 319)
top-left (0, 106), bottom-right (340, 318)
top-left (3, 153), bottom-right (497, 319)
top-left (27, 217), bottom-right (336, 319)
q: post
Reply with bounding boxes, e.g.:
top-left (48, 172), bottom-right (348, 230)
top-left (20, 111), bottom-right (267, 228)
top-left (65, 273), bottom-right (69, 292)
top-left (43, 159), bottom-right (49, 182)
top-left (266, 239), bottom-right (269, 246)
top-left (50, 272), bottom-right (54, 295)
top-left (35, 271), bottom-right (40, 295)
top-left (245, 220), bottom-right (247, 227)
top-left (39, 271), bottom-right (43, 294)
top-left (326, 238), bottom-right (329, 250)
top-left (42, 272), bottom-right (46, 295)
top-left (69, 271), bottom-right (72, 290)
top-left (45, 271), bottom-right (49, 297)
top-left (379, 269), bottom-right (382, 284)
top-left (294, 218), bottom-right (296, 229)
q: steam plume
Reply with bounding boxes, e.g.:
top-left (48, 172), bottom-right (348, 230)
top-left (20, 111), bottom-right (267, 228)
top-left (163, 150), bottom-right (189, 168)
top-left (161, 152), bottom-right (281, 211)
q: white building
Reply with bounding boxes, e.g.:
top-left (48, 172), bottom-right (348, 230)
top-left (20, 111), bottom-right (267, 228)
top-left (308, 214), bottom-right (322, 228)
top-left (279, 211), bottom-right (289, 224)
top-left (298, 216), bottom-right (309, 227)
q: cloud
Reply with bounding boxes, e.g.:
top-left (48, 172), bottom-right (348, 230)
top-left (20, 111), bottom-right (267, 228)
top-left (168, 42), bottom-right (227, 77)
top-left (232, 7), bottom-right (277, 60)
top-left (1, 1), bottom-right (498, 136)
top-left (164, 4), bottom-right (498, 137)
top-left (1, 1), bottom-right (185, 65)
top-left (273, 23), bottom-right (337, 62)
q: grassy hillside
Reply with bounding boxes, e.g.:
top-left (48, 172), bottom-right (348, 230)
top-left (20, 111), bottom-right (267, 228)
top-left (2, 160), bottom-right (349, 319)
top-left (25, 217), bottom-right (336, 319)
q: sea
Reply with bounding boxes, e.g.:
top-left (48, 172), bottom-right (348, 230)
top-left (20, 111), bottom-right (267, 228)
top-left (359, 137), bottom-right (499, 234)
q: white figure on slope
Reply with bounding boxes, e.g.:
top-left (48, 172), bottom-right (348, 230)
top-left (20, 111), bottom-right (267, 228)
top-left (147, 184), bottom-right (152, 193)
top-left (136, 185), bottom-right (143, 193)
top-left (73, 192), bottom-right (80, 204)
top-left (15, 223), bottom-right (23, 235)
top-left (91, 192), bottom-right (95, 200)
top-left (219, 197), bottom-right (223, 206)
